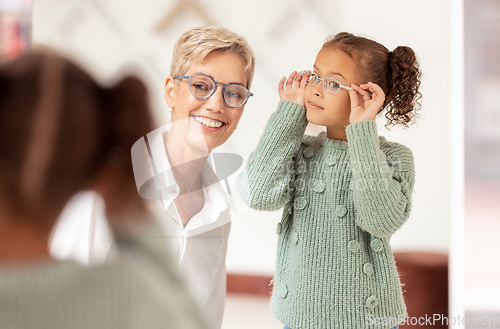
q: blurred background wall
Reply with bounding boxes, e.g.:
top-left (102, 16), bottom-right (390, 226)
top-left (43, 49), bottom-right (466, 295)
top-left (464, 0), bottom-right (500, 320)
top-left (33, 0), bottom-right (451, 271)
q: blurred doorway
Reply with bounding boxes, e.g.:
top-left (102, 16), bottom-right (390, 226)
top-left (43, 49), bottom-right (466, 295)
top-left (464, 0), bottom-right (500, 328)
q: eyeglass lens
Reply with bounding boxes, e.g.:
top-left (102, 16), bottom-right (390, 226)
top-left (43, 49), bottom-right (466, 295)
top-left (189, 75), bottom-right (249, 108)
top-left (303, 71), bottom-right (341, 93)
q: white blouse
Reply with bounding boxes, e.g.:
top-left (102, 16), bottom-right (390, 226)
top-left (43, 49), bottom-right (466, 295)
top-left (50, 126), bottom-right (232, 329)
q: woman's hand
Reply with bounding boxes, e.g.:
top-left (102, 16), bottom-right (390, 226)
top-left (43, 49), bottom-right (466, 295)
top-left (348, 82), bottom-right (385, 124)
top-left (278, 71), bottom-right (306, 107)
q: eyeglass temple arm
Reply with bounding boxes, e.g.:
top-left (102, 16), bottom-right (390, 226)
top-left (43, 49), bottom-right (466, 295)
top-left (341, 85), bottom-right (355, 92)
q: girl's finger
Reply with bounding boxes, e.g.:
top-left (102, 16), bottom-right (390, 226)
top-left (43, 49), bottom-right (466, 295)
top-left (371, 94), bottom-right (385, 109)
top-left (348, 89), bottom-right (359, 109)
top-left (295, 71), bottom-right (304, 87)
top-left (365, 90), bottom-right (385, 111)
top-left (361, 82), bottom-right (384, 95)
top-left (351, 84), bottom-right (371, 101)
top-left (286, 71), bottom-right (297, 89)
top-left (278, 76), bottom-right (286, 92)
top-left (364, 82), bottom-right (385, 105)
top-left (300, 75), bottom-right (307, 91)
top-left (372, 84), bottom-right (385, 100)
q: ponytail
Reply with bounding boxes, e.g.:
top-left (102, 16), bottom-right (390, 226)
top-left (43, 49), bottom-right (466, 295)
top-left (102, 76), bottom-right (152, 170)
top-left (98, 76), bottom-right (154, 215)
top-left (385, 46), bottom-right (422, 127)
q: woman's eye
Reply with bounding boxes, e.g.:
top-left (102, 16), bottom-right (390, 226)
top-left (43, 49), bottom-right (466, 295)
top-left (193, 82), bottom-right (209, 91)
top-left (226, 90), bottom-right (243, 99)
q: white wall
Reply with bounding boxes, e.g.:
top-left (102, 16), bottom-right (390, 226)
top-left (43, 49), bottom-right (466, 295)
top-left (33, 0), bottom-right (452, 276)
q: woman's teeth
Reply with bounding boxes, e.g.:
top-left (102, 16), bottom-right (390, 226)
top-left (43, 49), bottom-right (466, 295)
top-left (193, 116), bottom-right (224, 128)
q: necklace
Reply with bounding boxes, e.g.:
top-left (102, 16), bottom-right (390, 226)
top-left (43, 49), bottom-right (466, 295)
top-left (175, 189), bottom-right (205, 227)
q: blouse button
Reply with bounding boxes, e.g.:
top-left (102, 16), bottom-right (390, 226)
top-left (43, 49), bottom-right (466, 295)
top-left (303, 147), bottom-right (315, 159)
top-left (370, 239), bottom-right (384, 252)
top-left (365, 295), bottom-right (379, 309)
top-left (335, 205), bottom-right (348, 218)
top-left (294, 197), bottom-right (307, 210)
top-left (347, 240), bottom-right (360, 253)
top-left (313, 180), bottom-right (326, 193)
top-left (363, 263), bottom-right (374, 276)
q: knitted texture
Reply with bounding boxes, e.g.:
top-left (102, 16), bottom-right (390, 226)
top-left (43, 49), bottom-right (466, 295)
top-left (0, 221), bottom-right (211, 329)
top-left (237, 101), bottom-right (415, 329)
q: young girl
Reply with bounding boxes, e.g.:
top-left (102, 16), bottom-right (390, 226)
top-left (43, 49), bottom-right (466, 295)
top-left (237, 32), bottom-right (421, 329)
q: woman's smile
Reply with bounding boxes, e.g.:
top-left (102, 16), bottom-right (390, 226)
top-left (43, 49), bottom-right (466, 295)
top-left (192, 115), bottom-right (227, 130)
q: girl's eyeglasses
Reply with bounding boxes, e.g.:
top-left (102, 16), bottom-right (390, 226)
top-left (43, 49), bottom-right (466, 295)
top-left (174, 74), bottom-right (253, 108)
top-left (302, 70), bottom-right (354, 94)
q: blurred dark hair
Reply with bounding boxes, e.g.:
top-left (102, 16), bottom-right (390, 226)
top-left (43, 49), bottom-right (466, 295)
top-left (0, 51), bottom-right (153, 219)
top-left (325, 32), bottom-right (422, 127)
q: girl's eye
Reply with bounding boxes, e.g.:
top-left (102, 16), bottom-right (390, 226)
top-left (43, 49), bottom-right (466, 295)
top-left (328, 80), bottom-right (340, 89)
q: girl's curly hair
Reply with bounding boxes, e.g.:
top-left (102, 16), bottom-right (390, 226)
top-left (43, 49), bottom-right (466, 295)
top-left (324, 32), bottom-right (422, 128)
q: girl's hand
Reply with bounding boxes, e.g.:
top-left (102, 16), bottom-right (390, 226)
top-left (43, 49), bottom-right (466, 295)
top-left (348, 82), bottom-right (385, 124)
top-left (278, 71), bottom-right (306, 107)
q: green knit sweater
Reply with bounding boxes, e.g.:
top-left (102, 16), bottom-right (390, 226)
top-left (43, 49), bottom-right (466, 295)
top-left (237, 101), bottom-right (415, 329)
top-left (0, 220), bottom-right (211, 329)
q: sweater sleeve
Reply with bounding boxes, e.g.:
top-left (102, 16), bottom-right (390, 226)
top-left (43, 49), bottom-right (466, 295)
top-left (237, 100), bottom-right (308, 211)
top-left (346, 120), bottom-right (415, 238)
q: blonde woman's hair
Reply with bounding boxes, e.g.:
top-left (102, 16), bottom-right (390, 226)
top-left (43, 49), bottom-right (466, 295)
top-left (170, 26), bottom-right (255, 89)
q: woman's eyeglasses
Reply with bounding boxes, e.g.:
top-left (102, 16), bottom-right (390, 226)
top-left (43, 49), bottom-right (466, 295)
top-left (302, 70), bottom-right (354, 94)
top-left (174, 74), bottom-right (253, 108)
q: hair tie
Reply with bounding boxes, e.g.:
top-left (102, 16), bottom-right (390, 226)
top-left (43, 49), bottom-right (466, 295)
top-left (387, 51), bottom-right (394, 66)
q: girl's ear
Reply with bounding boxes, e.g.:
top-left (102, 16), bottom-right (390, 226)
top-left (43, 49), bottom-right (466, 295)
top-left (164, 76), bottom-right (176, 109)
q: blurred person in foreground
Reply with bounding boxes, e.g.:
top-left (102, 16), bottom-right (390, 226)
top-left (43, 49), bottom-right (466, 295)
top-left (0, 51), bottom-right (211, 329)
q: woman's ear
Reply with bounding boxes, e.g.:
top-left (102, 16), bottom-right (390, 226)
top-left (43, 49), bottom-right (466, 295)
top-left (164, 76), bottom-right (176, 109)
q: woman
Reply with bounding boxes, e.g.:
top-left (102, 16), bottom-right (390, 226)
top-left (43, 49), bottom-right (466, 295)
top-left (51, 25), bottom-right (256, 329)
